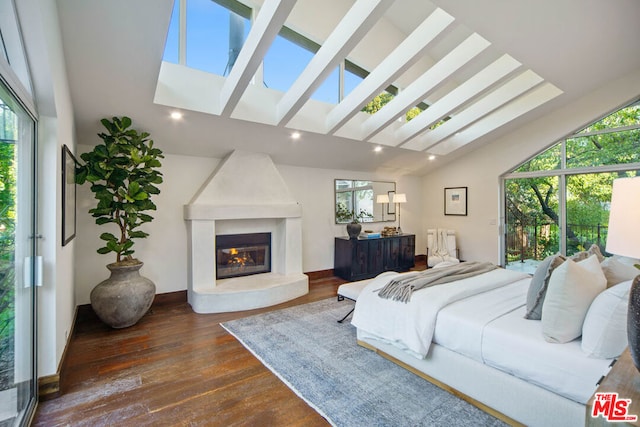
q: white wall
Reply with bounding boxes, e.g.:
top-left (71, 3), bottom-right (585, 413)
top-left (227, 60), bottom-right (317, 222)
top-left (421, 69), bottom-right (640, 265)
top-left (74, 149), bottom-right (423, 304)
top-left (16, 0), bottom-right (77, 377)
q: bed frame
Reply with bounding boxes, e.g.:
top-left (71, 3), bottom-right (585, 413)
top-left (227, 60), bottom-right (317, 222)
top-left (356, 330), bottom-right (587, 427)
top-left (338, 276), bottom-right (592, 427)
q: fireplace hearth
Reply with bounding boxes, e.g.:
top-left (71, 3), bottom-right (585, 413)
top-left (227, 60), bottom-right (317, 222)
top-left (184, 150), bottom-right (308, 313)
top-left (216, 233), bottom-right (271, 279)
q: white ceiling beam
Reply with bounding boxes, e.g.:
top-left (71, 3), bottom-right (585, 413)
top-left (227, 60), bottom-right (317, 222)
top-left (276, 0), bottom-right (393, 127)
top-left (408, 69), bottom-right (545, 151)
top-left (324, 8), bottom-right (455, 135)
top-left (428, 83), bottom-right (564, 155)
top-left (395, 54), bottom-right (521, 147)
top-left (361, 33), bottom-right (490, 141)
top-left (219, 0), bottom-right (296, 117)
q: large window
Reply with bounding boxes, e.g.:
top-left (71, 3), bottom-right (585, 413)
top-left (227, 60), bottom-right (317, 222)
top-left (503, 100), bottom-right (640, 271)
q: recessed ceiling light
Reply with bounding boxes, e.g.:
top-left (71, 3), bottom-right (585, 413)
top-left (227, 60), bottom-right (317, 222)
top-left (374, 146), bottom-right (383, 152)
top-left (428, 154), bottom-right (436, 160)
top-left (291, 131), bottom-right (301, 139)
top-left (170, 111), bottom-right (183, 120)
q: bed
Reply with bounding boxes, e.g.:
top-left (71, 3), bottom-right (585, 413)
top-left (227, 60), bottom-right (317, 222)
top-left (345, 256), bottom-right (633, 427)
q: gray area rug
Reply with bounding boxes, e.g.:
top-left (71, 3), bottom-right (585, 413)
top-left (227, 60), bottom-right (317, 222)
top-left (222, 298), bottom-right (507, 427)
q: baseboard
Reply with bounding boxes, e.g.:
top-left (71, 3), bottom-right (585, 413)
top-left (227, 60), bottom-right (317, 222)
top-left (152, 290), bottom-right (187, 305)
top-left (305, 269), bottom-right (334, 281)
top-left (38, 304), bottom-right (79, 401)
top-left (38, 374), bottom-right (60, 401)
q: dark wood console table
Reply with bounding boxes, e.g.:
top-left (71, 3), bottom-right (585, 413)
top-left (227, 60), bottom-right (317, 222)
top-left (334, 234), bottom-right (415, 281)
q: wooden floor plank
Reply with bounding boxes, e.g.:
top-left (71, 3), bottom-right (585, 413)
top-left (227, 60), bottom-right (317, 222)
top-left (33, 263), bottom-right (424, 426)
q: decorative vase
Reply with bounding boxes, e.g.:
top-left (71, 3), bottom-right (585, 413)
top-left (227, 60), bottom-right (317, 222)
top-left (90, 262), bottom-right (156, 329)
top-left (627, 275), bottom-right (640, 371)
top-left (346, 222), bottom-right (362, 239)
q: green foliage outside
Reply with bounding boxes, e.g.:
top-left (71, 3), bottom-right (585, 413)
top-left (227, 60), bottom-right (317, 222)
top-left (76, 117), bottom-right (164, 264)
top-left (362, 92), bottom-right (421, 123)
top-left (0, 133), bottom-right (16, 390)
top-left (335, 202), bottom-right (373, 224)
top-left (506, 103), bottom-right (640, 262)
top-left (0, 141), bottom-right (16, 345)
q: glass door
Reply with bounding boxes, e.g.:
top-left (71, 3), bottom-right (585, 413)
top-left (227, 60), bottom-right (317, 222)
top-left (504, 176), bottom-right (560, 271)
top-left (0, 79), bottom-right (36, 426)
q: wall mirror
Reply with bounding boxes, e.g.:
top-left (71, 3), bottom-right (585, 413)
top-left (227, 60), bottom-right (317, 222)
top-left (335, 179), bottom-right (396, 224)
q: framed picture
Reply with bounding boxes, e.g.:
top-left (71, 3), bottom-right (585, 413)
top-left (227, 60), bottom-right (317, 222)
top-left (444, 187), bottom-right (467, 216)
top-left (387, 190), bottom-right (396, 215)
top-left (62, 145), bottom-right (77, 246)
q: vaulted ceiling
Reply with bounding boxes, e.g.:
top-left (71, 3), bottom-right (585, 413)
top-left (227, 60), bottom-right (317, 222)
top-left (57, 0), bottom-right (640, 176)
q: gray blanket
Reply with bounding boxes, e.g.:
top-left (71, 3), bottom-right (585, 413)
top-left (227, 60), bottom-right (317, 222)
top-left (377, 261), bottom-right (498, 303)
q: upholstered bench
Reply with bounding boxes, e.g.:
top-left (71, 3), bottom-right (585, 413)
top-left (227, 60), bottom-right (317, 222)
top-left (336, 279), bottom-right (372, 323)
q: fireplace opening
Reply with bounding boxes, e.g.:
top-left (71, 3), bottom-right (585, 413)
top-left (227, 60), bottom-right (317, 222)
top-left (216, 232), bottom-right (271, 279)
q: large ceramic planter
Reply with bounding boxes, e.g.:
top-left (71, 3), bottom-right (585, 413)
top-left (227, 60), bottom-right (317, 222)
top-left (90, 262), bottom-right (156, 329)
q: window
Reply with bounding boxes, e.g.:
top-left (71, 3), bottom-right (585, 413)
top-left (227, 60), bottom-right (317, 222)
top-left (503, 100), bottom-right (640, 271)
top-left (162, 0), bottom-right (429, 115)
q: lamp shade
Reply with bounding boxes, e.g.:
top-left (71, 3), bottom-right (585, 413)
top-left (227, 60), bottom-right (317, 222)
top-left (393, 193), bottom-right (407, 204)
top-left (605, 176), bottom-right (640, 259)
top-left (376, 194), bottom-right (390, 204)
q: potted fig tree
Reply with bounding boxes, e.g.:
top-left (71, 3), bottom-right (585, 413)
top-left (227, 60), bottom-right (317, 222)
top-left (76, 116), bottom-right (164, 328)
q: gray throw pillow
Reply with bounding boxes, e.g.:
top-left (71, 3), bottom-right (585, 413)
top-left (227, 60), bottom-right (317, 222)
top-left (570, 244), bottom-right (605, 263)
top-left (524, 253), bottom-right (566, 320)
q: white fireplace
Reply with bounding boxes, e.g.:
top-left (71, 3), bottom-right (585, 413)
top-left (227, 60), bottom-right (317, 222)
top-left (184, 150), bottom-right (309, 313)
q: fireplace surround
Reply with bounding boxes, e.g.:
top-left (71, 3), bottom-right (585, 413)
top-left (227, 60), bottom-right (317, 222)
top-left (184, 150), bottom-right (309, 313)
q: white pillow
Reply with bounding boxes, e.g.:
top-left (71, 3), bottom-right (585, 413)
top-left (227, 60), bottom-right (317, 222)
top-left (601, 256), bottom-right (640, 288)
top-left (542, 255), bottom-right (607, 343)
top-left (581, 280), bottom-right (631, 358)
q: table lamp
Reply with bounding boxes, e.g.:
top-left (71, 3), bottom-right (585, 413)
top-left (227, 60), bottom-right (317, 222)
top-left (393, 193), bottom-right (407, 234)
top-left (376, 194), bottom-right (389, 221)
top-left (605, 176), bottom-right (640, 371)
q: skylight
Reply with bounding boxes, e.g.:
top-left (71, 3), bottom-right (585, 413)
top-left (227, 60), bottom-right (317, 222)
top-left (156, 0), bottom-right (564, 157)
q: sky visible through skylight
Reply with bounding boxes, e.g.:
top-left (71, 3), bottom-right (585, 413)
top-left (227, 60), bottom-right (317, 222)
top-left (163, 0), bottom-right (364, 105)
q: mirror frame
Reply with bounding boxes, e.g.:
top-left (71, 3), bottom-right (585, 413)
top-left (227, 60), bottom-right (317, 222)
top-left (334, 179), bottom-right (396, 224)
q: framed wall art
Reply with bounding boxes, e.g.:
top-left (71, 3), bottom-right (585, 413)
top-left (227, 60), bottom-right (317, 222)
top-left (444, 186), bottom-right (467, 216)
top-left (62, 145), bottom-right (77, 246)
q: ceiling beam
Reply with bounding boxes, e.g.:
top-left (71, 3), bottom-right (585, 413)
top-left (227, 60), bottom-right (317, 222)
top-left (276, 0), bottom-right (393, 127)
top-left (428, 83), bottom-right (564, 155)
top-left (219, 0), bottom-right (296, 118)
top-left (361, 33), bottom-right (490, 141)
top-left (324, 7), bottom-right (455, 135)
top-left (410, 69), bottom-right (545, 151)
top-left (397, 54), bottom-right (521, 148)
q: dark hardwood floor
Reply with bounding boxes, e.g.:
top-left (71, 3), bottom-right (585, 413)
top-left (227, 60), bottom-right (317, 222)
top-left (33, 260), bottom-right (426, 426)
top-left (33, 275), bottom-right (347, 426)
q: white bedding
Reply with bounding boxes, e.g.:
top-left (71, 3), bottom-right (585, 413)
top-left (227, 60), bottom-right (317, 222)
top-left (351, 267), bottom-right (530, 357)
top-left (433, 278), bottom-right (530, 361)
top-left (351, 267), bottom-right (614, 404)
top-left (482, 306), bottom-right (612, 404)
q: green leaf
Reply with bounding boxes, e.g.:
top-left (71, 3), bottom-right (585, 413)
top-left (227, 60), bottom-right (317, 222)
top-left (133, 191), bottom-right (148, 201)
top-left (99, 232), bottom-right (117, 242)
top-left (128, 181), bottom-right (140, 195)
top-left (95, 217), bottom-right (113, 225)
top-left (129, 231), bottom-right (149, 239)
top-left (106, 240), bottom-right (122, 253)
top-left (138, 214), bottom-right (153, 222)
top-left (97, 247), bottom-right (112, 255)
top-left (75, 168), bottom-right (88, 184)
top-left (121, 116), bottom-right (132, 128)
